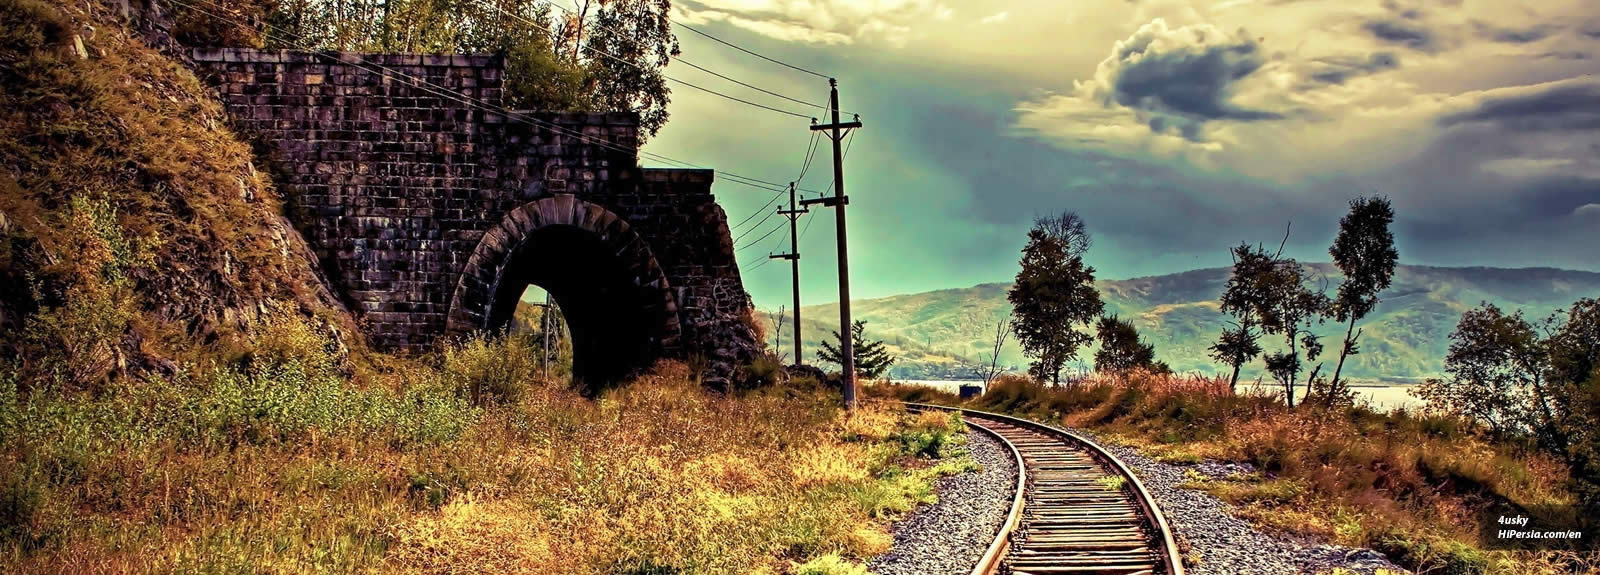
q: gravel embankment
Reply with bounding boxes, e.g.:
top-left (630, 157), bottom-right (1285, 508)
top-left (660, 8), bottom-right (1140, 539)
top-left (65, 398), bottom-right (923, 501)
top-left (869, 429), bottom-right (1016, 575)
top-left (1073, 428), bottom-right (1410, 575)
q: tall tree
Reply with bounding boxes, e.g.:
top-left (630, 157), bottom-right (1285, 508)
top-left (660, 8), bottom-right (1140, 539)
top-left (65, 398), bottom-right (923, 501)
top-left (820, 320), bottom-right (896, 380)
top-left (1327, 196), bottom-right (1398, 398)
top-left (1008, 212), bottom-right (1104, 386)
top-left (1094, 315), bottom-right (1168, 374)
top-left (1257, 254), bottom-right (1329, 408)
top-left (1211, 243), bottom-right (1273, 391)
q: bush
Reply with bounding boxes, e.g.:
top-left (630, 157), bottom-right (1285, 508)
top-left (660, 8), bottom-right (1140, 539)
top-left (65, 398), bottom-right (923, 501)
top-left (440, 332), bottom-right (542, 405)
top-left (793, 553), bottom-right (869, 575)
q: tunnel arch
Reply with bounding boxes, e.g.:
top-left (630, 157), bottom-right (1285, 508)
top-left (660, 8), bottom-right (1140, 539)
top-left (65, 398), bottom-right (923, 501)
top-left (445, 195), bottom-right (682, 390)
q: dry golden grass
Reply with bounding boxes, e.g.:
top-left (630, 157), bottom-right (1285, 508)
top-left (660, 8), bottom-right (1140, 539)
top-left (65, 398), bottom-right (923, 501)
top-left (1, 315), bottom-right (978, 575)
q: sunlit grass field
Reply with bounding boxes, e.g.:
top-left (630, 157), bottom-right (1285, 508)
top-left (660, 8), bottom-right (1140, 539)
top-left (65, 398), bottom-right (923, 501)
top-left (1, 315), bottom-right (979, 574)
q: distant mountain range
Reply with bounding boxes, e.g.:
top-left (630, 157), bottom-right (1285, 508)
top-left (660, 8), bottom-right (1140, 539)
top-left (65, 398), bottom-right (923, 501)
top-left (763, 265), bottom-right (1600, 383)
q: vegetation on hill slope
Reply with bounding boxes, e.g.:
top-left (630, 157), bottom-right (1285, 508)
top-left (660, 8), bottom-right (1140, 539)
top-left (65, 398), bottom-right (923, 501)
top-left (0, 0), bottom-right (352, 389)
top-left (779, 265), bottom-right (1600, 381)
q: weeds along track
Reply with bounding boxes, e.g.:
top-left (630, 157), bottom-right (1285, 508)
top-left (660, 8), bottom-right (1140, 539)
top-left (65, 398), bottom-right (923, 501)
top-left (903, 403), bottom-right (1184, 575)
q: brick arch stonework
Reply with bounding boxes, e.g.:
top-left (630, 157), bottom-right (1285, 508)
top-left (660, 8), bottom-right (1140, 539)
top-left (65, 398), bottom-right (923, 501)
top-left (445, 196), bottom-right (683, 384)
top-left (189, 48), bottom-right (759, 387)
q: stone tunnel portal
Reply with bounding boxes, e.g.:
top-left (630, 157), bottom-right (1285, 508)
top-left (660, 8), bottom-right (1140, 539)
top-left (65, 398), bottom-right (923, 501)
top-left (486, 226), bottom-right (664, 391)
top-left (448, 196), bottom-right (682, 393)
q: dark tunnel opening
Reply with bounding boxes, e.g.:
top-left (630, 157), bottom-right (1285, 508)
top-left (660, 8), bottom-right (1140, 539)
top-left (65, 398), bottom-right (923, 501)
top-left (484, 225), bottom-right (667, 394)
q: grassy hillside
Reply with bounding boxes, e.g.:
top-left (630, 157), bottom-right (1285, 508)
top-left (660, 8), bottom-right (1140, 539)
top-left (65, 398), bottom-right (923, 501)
top-left (0, 0), bottom-right (353, 387)
top-left (771, 265), bottom-right (1600, 381)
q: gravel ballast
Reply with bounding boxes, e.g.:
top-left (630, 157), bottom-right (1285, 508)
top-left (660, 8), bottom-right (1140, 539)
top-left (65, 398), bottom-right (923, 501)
top-left (869, 428), bottom-right (1016, 575)
top-left (1073, 428), bottom-right (1410, 575)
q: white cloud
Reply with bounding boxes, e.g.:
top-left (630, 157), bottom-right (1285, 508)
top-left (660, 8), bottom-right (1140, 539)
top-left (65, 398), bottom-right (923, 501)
top-left (676, 0), bottom-right (953, 46)
top-left (1575, 204), bottom-right (1600, 218)
top-left (979, 11), bottom-right (1009, 25)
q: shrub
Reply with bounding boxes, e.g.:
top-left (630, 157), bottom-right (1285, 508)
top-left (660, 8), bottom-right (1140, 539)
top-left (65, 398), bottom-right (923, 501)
top-left (440, 332), bottom-right (542, 405)
top-left (735, 354), bottom-right (785, 391)
top-left (793, 553), bottom-right (869, 575)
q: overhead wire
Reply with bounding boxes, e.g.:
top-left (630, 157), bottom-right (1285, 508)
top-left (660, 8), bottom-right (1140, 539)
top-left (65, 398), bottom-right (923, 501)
top-left (174, 0), bottom-right (801, 194)
top-left (490, 1), bottom-right (814, 119)
top-left (674, 21), bottom-right (831, 80)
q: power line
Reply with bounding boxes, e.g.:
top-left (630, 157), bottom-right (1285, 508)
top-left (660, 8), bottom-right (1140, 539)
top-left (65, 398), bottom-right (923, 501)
top-left (175, 0), bottom-right (795, 194)
top-left (675, 21), bottom-right (831, 80)
top-left (795, 131), bottom-right (821, 185)
top-left (489, 1), bottom-right (814, 119)
top-left (730, 190), bottom-right (785, 230)
top-left (735, 220), bottom-right (784, 251)
top-left (675, 58), bottom-right (827, 112)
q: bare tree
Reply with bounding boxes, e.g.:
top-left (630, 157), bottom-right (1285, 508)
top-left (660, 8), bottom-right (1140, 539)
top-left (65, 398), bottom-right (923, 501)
top-left (768, 305), bottom-right (787, 362)
top-left (982, 320), bottom-right (1010, 385)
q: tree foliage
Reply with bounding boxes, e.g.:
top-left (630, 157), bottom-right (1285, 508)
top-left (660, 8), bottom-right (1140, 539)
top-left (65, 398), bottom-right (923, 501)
top-left (1327, 196), bottom-right (1398, 397)
top-left (1256, 255), bottom-right (1329, 408)
top-left (1416, 298), bottom-right (1600, 517)
top-left (176, 0), bottom-right (679, 139)
top-left (818, 320), bottom-right (896, 380)
top-left (1094, 315), bottom-right (1168, 374)
top-left (1008, 212), bottom-right (1103, 386)
top-left (1211, 242), bottom-right (1275, 390)
top-left (1211, 235), bottom-right (1329, 406)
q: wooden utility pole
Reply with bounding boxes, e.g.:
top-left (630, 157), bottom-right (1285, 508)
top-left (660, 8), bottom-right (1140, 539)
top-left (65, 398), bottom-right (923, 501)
top-left (770, 182), bottom-right (807, 364)
top-left (804, 79), bottom-right (862, 409)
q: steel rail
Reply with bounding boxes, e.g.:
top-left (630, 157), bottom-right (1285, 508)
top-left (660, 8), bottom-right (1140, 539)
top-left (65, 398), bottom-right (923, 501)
top-left (903, 402), bottom-right (1185, 575)
top-left (906, 405), bottom-right (1029, 575)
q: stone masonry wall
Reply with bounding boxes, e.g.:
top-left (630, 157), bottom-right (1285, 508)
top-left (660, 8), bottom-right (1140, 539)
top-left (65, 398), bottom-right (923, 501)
top-left (189, 48), bottom-right (758, 372)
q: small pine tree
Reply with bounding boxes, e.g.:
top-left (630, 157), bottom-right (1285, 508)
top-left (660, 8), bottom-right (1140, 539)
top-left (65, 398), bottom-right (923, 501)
top-left (819, 320), bottom-right (897, 379)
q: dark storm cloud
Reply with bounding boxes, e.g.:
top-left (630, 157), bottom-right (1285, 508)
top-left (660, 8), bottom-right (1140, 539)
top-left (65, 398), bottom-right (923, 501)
top-left (1106, 30), bottom-right (1279, 124)
top-left (1473, 21), bottom-right (1557, 44)
top-left (1538, 51), bottom-right (1590, 61)
top-left (1364, 19), bottom-right (1438, 52)
top-left (1309, 51), bottom-right (1401, 85)
top-left (1440, 80), bottom-right (1600, 132)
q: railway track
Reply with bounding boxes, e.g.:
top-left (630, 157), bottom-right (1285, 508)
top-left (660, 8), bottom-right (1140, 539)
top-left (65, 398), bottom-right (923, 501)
top-left (904, 403), bottom-right (1184, 575)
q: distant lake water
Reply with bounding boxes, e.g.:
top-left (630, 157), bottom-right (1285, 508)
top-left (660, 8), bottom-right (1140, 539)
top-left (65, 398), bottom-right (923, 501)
top-left (885, 380), bottom-right (1424, 411)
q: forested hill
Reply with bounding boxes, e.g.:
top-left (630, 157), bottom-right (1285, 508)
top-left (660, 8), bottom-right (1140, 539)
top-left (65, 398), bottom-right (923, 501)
top-left (767, 265), bottom-right (1600, 382)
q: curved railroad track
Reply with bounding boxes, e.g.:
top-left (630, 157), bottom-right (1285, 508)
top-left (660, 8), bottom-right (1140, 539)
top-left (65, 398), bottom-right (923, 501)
top-left (903, 402), bottom-right (1185, 575)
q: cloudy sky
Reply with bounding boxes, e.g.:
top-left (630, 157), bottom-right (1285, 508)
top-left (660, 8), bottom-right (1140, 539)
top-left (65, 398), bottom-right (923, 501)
top-left (640, 0), bottom-right (1600, 309)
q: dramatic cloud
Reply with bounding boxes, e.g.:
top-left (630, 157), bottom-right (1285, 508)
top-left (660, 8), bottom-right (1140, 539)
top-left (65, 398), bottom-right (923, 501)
top-left (1101, 20), bottom-right (1278, 123)
top-left (979, 11), bottom-right (1009, 25)
top-left (1308, 52), bottom-right (1400, 85)
top-left (1474, 21), bottom-right (1558, 44)
top-left (1364, 18), bottom-right (1438, 52)
top-left (1440, 78), bottom-right (1600, 132)
top-left (673, 0), bottom-right (952, 46)
top-left (1013, 18), bottom-right (1287, 152)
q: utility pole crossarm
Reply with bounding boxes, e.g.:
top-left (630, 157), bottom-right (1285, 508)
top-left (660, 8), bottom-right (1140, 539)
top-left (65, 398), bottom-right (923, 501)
top-left (810, 120), bottom-right (862, 132)
top-left (799, 196), bottom-right (847, 208)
